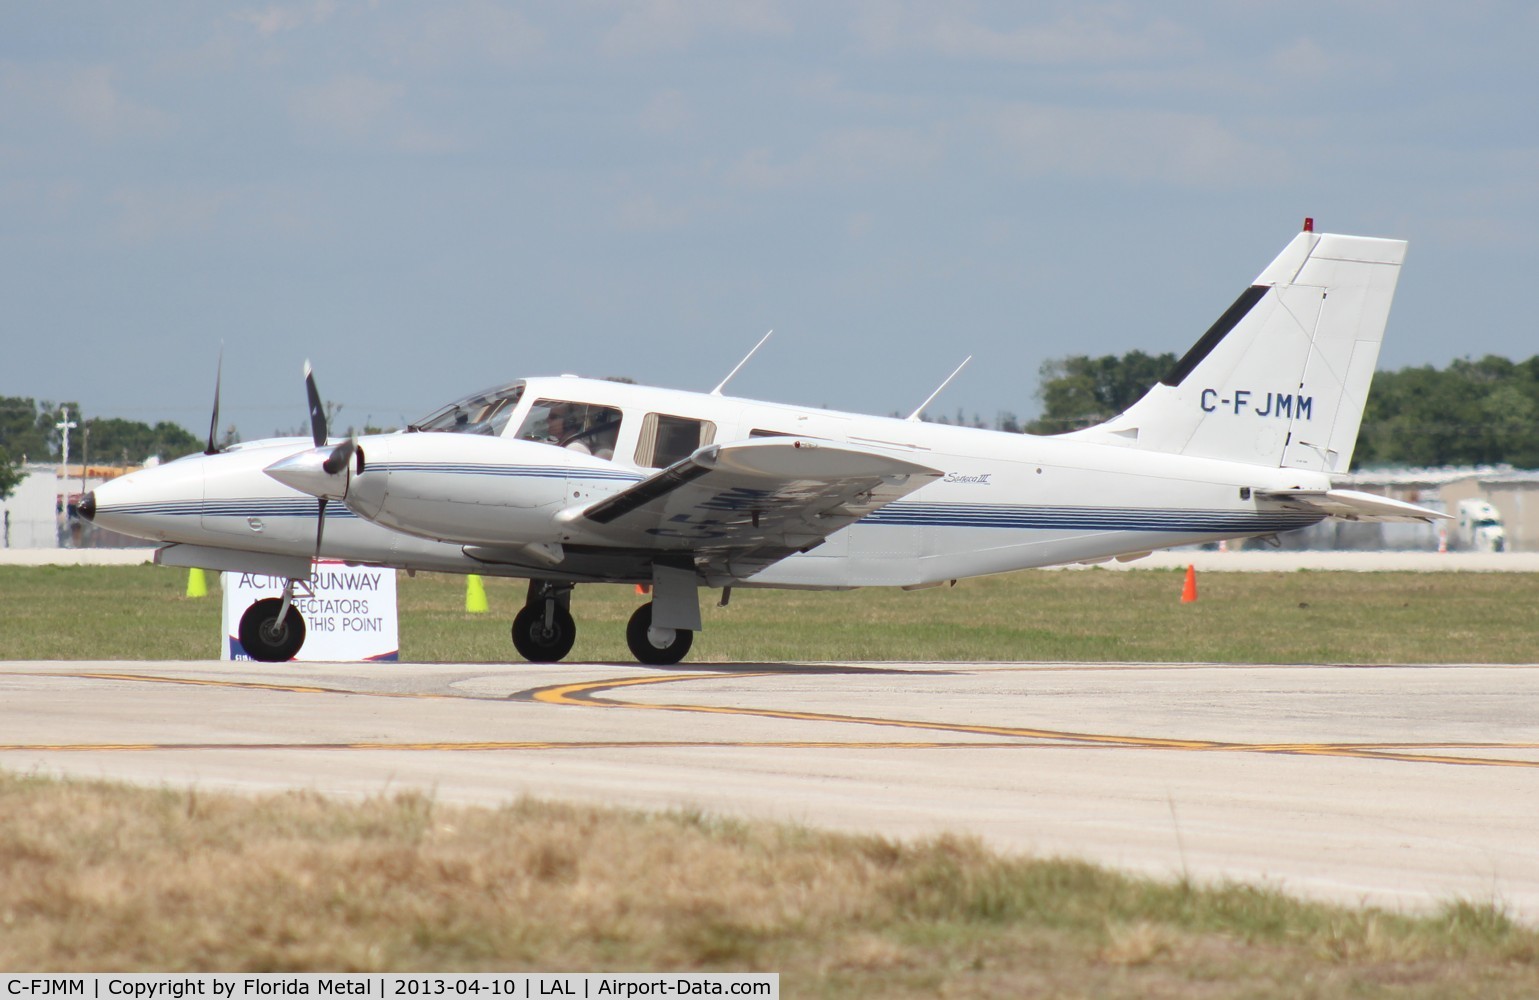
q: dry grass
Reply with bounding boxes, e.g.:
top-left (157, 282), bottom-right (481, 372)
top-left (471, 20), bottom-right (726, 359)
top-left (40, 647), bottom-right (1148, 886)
top-left (3, 771), bottom-right (1538, 997)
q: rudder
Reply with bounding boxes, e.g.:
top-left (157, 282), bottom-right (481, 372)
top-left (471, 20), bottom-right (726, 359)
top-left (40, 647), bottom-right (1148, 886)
top-left (1068, 227), bottom-right (1407, 473)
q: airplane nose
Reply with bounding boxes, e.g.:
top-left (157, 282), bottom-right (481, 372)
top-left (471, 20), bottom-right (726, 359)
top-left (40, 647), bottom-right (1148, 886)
top-left (78, 490), bottom-right (97, 522)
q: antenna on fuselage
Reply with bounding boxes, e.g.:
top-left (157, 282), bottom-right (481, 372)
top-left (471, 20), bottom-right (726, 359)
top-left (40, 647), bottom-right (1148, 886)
top-left (905, 356), bottom-right (972, 421)
top-left (710, 329), bottom-right (773, 396)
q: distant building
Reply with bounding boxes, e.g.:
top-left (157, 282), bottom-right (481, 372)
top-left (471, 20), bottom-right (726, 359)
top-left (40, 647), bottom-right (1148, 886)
top-left (1440, 470), bottom-right (1539, 553)
top-left (1267, 466), bottom-right (1539, 552)
top-left (0, 464), bottom-right (63, 548)
top-left (0, 463), bottom-right (149, 549)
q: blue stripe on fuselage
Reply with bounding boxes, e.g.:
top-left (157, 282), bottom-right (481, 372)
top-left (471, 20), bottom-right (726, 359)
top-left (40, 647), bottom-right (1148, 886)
top-left (862, 502), bottom-right (1319, 533)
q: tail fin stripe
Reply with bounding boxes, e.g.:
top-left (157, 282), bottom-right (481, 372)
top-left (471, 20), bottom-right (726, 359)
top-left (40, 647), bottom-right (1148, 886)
top-left (1161, 285), bottom-right (1268, 387)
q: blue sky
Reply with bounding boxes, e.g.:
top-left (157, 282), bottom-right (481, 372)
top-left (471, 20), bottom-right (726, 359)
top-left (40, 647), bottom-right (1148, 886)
top-left (3, 2), bottom-right (1537, 441)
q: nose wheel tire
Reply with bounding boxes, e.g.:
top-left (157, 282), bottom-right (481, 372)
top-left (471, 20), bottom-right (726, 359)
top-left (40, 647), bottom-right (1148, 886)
top-left (238, 598), bottom-right (307, 662)
top-left (626, 602), bottom-right (693, 665)
top-left (512, 603), bottom-right (577, 663)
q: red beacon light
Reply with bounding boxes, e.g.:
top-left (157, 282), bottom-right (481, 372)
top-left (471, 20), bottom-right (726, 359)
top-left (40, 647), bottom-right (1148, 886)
top-left (1303, 216), bottom-right (1314, 232)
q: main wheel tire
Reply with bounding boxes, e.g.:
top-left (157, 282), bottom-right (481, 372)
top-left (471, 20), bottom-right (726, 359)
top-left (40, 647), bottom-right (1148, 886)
top-left (238, 598), bottom-right (307, 662)
top-left (512, 603), bottom-right (577, 662)
top-left (625, 602), bottom-right (693, 666)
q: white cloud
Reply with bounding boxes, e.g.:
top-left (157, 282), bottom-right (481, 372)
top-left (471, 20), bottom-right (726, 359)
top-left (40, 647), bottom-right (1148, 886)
top-left (982, 102), bottom-right (1290, 187)
top-left (725, 126), bottom-right (943, 190)
top-left (0, 177), bottom-right (81, 219)
top-left (599, 0), bottom-right (791, 55)
top-left (636, 89), bottom-right (692, 135)
top-left (291, 73), bottom-right (402, 138)
top-left (231, 1), bottom-right (338, 37)
top-left (617, 193), bottom-right (692, 230)
top-left (232, 3), bottom-right (542, 71)
top-left (851, 2), bottom-right (1198, 65)
top-left (0, 61), bottom-right (174, 142)
top-left (845, 211), bottom-right (876, 240)
top-left (107, 186), bottom-right (231, 245)
top-left (288, 73), bottom-right (459, 152)
top-left (376, 2), bottom-right (545, 69)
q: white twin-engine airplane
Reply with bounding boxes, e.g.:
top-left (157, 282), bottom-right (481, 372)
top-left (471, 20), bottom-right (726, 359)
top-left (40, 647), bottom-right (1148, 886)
top-left (82, 223), bottom-right (1442, 665)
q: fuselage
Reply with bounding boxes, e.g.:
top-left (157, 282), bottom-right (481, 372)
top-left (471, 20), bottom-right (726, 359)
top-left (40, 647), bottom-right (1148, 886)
top-left (87, 374), bottom-right (1327, 588)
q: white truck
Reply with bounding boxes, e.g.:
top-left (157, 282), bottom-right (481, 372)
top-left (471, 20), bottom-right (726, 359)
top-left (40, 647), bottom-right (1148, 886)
top-left (1455, 499), bottom-right (1507, 552)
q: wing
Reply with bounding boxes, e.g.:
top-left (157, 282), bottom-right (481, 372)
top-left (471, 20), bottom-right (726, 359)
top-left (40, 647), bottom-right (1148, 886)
top-left (1256, 487), bottom-right (1449, 523)
top-left (558, 437), bottom-right (942, 581)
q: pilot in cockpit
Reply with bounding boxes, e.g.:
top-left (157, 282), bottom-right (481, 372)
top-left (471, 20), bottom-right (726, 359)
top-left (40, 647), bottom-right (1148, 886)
top-left (543, 404), bottom-right (588, 454)
top-left (528, 401), bottom-right (620, 461)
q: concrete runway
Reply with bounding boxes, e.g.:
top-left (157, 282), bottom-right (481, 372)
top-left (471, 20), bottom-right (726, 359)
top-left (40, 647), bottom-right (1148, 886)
top-left (4, 658), bottom-right (1538, 920)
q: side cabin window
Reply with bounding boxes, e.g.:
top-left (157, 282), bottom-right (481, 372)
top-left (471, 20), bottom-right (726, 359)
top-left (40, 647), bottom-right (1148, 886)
top-left (636, 413), bottom-right (716, 468)
top-left (516, 399), bottom-right (623, 460)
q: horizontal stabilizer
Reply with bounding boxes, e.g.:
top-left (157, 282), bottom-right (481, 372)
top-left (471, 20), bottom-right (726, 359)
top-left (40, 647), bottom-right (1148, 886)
top-left (1256, 488), bottom-right (1449, 523)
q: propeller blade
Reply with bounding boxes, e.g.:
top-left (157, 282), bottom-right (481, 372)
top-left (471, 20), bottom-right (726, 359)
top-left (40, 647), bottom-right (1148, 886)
top-left (204, 347), bottom-right (224, 455)
top-left (304, 361), bottom-right (327, 449)
top-left (314, 496), bottom-right (328, 563)
top-left (321, 434), bottom-right (357, 476)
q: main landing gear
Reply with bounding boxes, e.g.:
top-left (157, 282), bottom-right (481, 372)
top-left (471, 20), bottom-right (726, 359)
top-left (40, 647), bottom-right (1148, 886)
top-left (512, 581), bottom-right (577, 662)
top-left (625, 602), bottom-right (694, 665)
top-left (513, 575), bottom-right (699, 666)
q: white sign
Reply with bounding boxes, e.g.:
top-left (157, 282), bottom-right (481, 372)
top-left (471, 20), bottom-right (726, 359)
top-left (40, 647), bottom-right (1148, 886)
top-left (222, 561), bottom-right (399, 661)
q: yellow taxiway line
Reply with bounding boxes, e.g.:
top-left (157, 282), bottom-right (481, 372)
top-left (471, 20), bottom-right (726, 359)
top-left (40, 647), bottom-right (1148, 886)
top-left (7, 667), bottom-right (1537, 768)
top-left (528, 672), bottom-right (1539, 769)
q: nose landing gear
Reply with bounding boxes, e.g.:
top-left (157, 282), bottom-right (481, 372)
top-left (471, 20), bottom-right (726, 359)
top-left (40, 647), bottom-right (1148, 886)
top-left (238, 595), bottom-right (307, 662)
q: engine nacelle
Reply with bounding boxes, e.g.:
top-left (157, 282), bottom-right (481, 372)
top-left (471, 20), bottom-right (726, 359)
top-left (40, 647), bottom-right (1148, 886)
top-left (330, 432), bottom-right (587, 547)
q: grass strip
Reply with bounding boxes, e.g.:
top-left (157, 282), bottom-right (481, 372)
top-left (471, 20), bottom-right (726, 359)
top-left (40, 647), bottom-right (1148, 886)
top-left (2, 564), bottom-right (1537, 663)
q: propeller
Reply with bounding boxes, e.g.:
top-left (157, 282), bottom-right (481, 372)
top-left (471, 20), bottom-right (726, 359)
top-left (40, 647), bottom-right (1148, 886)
top-left (203, 347), bottom-right (224, 455)
top-left (313, 432), bottom-right (359, 563)
top-left (263, 361), bottom-right (360, 564)
top-left (322, 433), bottom-right (357, 475)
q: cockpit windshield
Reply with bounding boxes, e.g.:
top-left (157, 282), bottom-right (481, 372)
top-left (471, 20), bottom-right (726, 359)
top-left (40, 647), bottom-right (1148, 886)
top-left (408, 383), bottom-right (525, 436)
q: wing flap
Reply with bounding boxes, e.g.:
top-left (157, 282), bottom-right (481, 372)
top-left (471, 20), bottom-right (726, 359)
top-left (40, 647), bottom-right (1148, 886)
top-left (1257, 488), bottom-right (1449, 523)
top-left (564, 438), bottom-right (942, 577)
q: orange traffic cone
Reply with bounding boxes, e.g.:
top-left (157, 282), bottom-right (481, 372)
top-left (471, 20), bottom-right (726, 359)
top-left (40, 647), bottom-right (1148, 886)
top-left (1180, 564), bottom-right (1198, 603)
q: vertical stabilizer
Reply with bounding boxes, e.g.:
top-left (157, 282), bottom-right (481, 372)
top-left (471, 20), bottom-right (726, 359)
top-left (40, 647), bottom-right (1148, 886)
top-left (1069, 228), bottom-right (1406, 473)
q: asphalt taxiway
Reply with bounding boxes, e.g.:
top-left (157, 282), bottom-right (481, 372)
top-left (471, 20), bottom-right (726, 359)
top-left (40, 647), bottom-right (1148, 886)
top-left (3, 658), bottom-right (1537, 920)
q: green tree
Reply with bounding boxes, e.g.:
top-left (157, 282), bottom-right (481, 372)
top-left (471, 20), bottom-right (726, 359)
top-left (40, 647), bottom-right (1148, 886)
top-left (0, 395), bottom-right (65, 462)
top-left (0, 397), bottom-right (200, 467)
top-left (84, 417), bottom-right (201, 465)
top-left (1026, 351), bottom-right (1177, 434)
top-left (1355, 355), bottom-right (1539, 469)
top-left (0, 443), bottom-right (21, 501)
